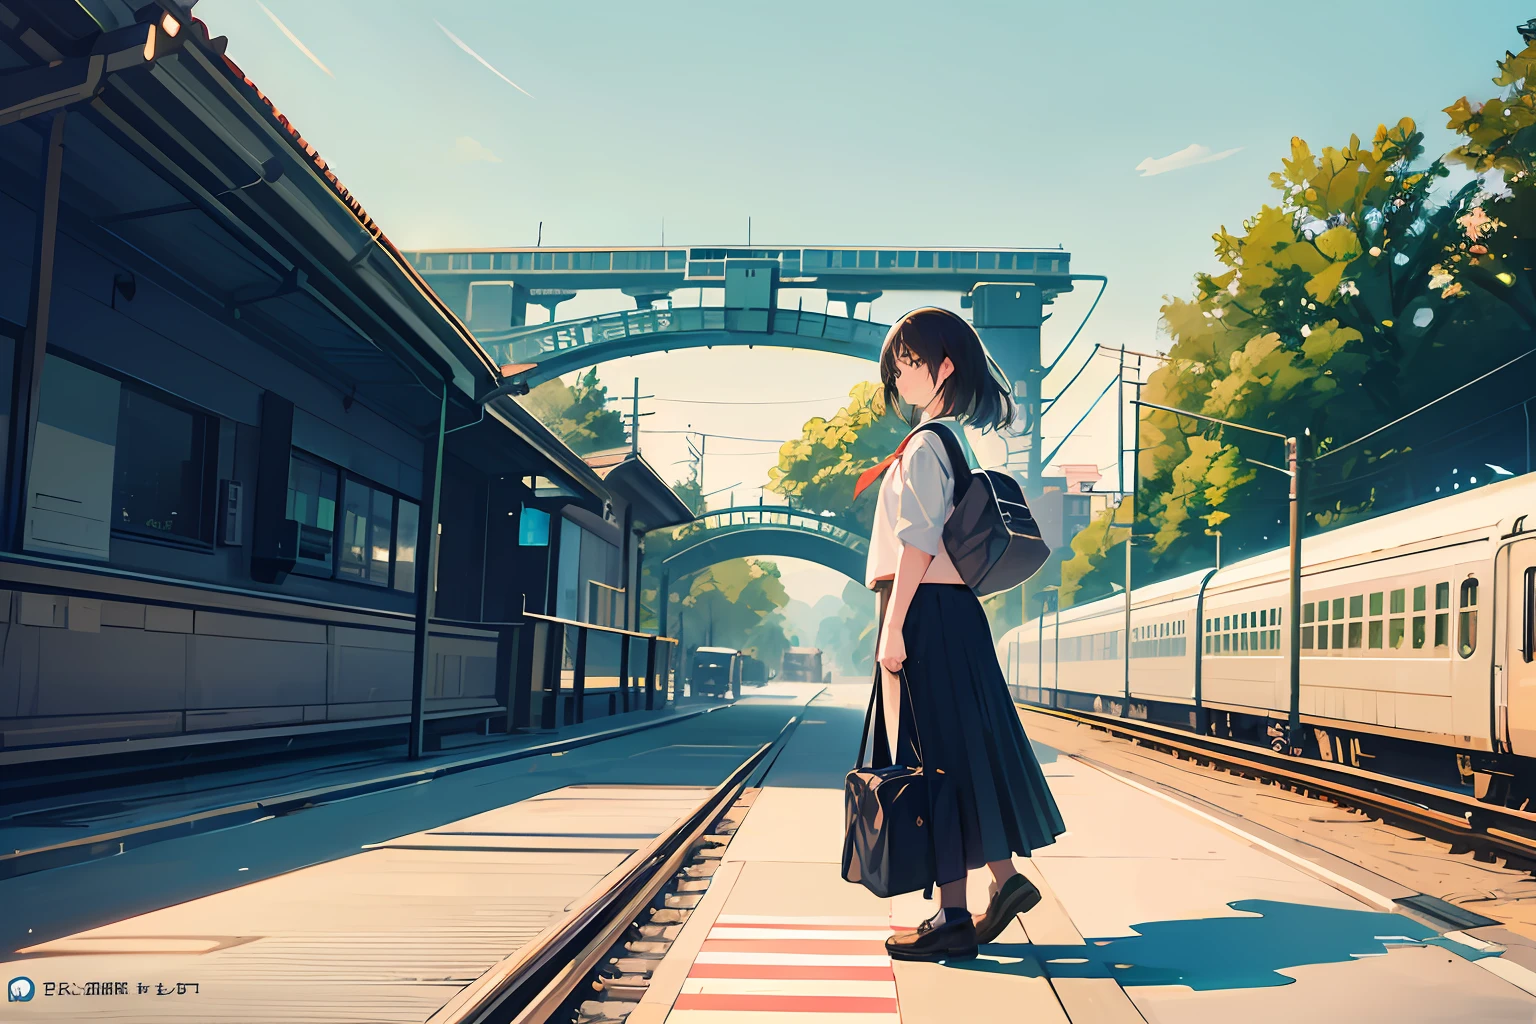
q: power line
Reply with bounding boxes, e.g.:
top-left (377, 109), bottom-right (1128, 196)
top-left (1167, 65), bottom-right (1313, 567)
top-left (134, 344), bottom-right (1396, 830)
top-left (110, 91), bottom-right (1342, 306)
top-left (639, 395), bottom-right (849, 407)
top-left (649, 429), bottom-right (790, 444)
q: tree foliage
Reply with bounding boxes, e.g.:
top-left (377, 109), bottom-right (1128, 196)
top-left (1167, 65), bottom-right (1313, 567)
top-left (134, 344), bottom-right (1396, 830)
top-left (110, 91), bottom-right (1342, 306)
top-left (766, 382), bottom-right (909, 532)
top-left (523, 368), bottom-right (628, 456)
top-left (1060, 38), bottom-right (1536, 608)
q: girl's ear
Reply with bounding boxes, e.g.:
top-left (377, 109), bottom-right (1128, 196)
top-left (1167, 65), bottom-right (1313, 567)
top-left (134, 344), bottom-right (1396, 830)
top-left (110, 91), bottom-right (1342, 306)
top-left (934, 356), bottom-right (955, 387)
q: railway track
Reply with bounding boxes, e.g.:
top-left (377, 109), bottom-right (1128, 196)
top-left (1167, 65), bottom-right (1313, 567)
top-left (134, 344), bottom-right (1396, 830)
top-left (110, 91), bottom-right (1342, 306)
top-left (435, 713), bottom-right (801, 1024)
top-left (1018, 702), bottom-right (1536, 875)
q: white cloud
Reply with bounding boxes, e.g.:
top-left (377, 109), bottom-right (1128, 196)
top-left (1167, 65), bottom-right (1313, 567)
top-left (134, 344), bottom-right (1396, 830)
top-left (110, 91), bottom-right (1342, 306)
top-left (454, 136), bottom-right (503, 163)
top-left (1135, 143), bottom-right (1242, 177)
top-left (256, 2), bottom-right (333, 77)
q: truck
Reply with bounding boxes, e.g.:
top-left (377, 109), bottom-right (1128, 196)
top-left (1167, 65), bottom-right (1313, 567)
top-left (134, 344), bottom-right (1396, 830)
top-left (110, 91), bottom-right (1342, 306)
top-left (779, 647), bottom-right (824, 683)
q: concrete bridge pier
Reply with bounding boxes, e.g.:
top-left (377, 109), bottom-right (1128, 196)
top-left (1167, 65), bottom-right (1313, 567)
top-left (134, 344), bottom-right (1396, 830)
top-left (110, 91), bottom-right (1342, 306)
top-left (970, 283), bottom-right (1046, 494)
top-left (828, 290), bottom-right (881, 320)
top-left (623, 286), bottom-right (672, 309)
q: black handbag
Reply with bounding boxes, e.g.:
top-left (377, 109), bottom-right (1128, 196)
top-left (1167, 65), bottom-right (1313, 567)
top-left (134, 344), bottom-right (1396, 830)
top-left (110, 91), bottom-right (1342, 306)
top-left (841, 666), bottom-right (936, 899)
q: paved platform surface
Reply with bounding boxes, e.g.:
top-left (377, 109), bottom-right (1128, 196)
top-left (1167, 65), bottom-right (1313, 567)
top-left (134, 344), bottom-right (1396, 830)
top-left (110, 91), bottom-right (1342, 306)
top-left (0, 686), bottom-right (821, 1022)
top-left (633, 682), bottom-right (1536, 1023)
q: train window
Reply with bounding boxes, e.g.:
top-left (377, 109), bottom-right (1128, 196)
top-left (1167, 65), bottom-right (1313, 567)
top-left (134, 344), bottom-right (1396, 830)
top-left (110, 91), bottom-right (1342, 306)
top-left (1412, 616), bottom-right (1426, 649)
top-left (1523, 566), bottom-right (1536, 663)
top-left (1301, 626), bottom-right (1314, 649)
top-left (1369, 593), bottom-right (1383, 616)
top-left (1240, 632), bottom-right (1249, 651)
top-left (1224, 615), bottom-right (1232, 630)
top-left (1303, 604), bottom-right (1315, 624)
top-left (1349, 595), bottom-right (1364, 618)
top-left (1274, 608), bottom-right (1281, 624)
top-left (1389, 618), bottom-right (1405, 649)
top-left (1436, 582), bottom-right (1450, 610)
top-left (1223, 633), bottom-right (1231, 652)
top-left (1348, 621), bottom-right (1363, 648)
top-left (1368, 620), bottom-right (1383, 648)
top-left (1332, 623), bottom-right (1345, 648)
top-left (1240, 612), bottom-right (1247, 629)
top-left (1459, 578), bottom-right (1479, 658)
top-left (1414, 586), bottom-right (1427, 612)
top-left (1317, 601), bottom-right (1330, 621)
top-left (1257, 609), bottom-right (1266, 627)
top-left (1270, 628), bottom-right (1280, 648)
top-left (1435, 611), bottom-right (1449, 648)
top-left (1333, 598), bottom-right (1346, 619)
top-left (1391, 589), bottom-right (1406, 614)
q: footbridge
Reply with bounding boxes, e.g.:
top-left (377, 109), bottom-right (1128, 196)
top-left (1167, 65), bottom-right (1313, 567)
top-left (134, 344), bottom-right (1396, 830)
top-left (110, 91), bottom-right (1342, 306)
top-left (659, 505), bottom-right (869, 605)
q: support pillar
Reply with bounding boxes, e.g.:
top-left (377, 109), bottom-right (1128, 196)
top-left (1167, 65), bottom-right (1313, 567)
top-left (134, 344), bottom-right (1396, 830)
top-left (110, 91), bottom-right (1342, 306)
top-left (6, 111), bottom-right (65, 552)
top-left (971, 283), bottom-right (1046, 500)
top-left (408, 389), bottom-right (448, 760)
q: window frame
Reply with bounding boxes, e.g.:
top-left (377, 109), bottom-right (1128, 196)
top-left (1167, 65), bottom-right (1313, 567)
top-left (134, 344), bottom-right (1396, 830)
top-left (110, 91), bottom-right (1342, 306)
top-left (287, 449), bottom-right (416, 591)
top-left (109, 373), bottom-right (220, 549)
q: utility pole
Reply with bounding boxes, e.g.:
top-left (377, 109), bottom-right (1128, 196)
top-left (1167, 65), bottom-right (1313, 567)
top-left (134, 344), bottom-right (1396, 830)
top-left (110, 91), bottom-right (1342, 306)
top-left (623, 377), bottom-right (655, 454)
top-left (1121, 352), bottom-right (1145, 713)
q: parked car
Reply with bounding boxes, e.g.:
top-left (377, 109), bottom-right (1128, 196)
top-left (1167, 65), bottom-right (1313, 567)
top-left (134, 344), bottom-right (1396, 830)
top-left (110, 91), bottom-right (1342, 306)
top-left (779, 647), bottom-right (824, 683)
top-left (740, 655), bottom-right (769, 686)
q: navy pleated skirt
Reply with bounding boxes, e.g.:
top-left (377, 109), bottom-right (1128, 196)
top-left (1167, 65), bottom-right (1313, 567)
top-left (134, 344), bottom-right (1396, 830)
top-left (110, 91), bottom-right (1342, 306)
top-left (870, 582), bottom-right (1065, 887)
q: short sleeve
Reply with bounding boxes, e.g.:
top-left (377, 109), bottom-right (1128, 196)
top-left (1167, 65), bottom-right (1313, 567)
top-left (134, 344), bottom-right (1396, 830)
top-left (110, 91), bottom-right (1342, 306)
top-left (892, 435), bottom-right (954, 556)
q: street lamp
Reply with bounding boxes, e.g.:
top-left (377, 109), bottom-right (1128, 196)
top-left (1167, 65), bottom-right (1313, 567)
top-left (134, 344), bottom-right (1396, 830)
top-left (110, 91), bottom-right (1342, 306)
top-left (1134, 400), bottom-right (1309, 753)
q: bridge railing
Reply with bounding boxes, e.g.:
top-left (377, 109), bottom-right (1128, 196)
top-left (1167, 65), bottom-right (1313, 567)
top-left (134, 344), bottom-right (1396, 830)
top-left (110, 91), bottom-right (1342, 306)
top-left (688, 506), bottom-right (869, 554)
top-left (477, 306), bottom-right (889, 364)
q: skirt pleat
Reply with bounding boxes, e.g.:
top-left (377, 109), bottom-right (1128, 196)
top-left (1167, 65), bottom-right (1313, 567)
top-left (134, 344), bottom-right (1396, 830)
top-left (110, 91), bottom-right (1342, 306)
top-left (877, 583), bottom-right (1066, 886)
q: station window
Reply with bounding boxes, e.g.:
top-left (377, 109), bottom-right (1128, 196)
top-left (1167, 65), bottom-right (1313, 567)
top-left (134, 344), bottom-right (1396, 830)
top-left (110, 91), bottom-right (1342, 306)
top-left (287, 452), bottom-right (338, 576)
top-left (1459, 577), bottom-right (1479, 658)
top-left (288, 450), bottom-right (416, 590)
top-left (393, 500), bottom-right (418, 594)
top-left (113, 379), bottom-right (218, 545)
top-left (338, 478), bottom-right (394, 587)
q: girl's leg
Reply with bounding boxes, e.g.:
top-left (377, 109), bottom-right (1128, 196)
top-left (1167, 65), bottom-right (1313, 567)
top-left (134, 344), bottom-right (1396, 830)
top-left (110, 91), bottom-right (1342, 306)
top-left (986, 857), bottom-right (1020, 896)
top-left (939, 878), bottom-right (967, 911)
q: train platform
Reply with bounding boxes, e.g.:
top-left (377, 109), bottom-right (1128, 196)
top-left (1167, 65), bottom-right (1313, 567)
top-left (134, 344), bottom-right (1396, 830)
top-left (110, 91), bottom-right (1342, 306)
top-left (631, 683), bottom-right (1536, 1023)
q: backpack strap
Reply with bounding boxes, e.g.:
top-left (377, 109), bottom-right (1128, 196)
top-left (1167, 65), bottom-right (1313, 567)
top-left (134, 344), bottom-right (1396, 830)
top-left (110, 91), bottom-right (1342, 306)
top-left (911, 421), bottom-right (973, 502)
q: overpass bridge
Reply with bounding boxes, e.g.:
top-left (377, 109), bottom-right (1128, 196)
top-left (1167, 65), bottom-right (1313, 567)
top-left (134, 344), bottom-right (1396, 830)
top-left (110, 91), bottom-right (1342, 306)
top-left (404, 243), bottom-right (1106, 499)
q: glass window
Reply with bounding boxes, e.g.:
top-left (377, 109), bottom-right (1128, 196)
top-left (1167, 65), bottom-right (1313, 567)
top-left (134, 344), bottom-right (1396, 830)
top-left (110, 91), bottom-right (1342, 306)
top-left (858, 250), bottom-right (876, 269)
top-left (554, 253), bottom-right (569, 270)
top-left (937, 252), bottom-right (952, 269)
top-left (1333, 597), bottom-right (1345, 619)
top-left (470, 253), bottom-right (490, 270)
top-left (1436, 582), bottom-right (1450, 610)
top-left (1303, 603), bottom-right (1315, 624)
top-left (1389, 619), bottom-right (1405, 648)
top-left (1240, 632), bottom-right (1249, 651)
top-left (1350, 595), bottom-right (1364, 618)
top-left (1348, 621), bottom-right (1363, 648)
top-left (1223, 615), bottom-right (1231, 630)
top-left (1223, 633), bottom-right (1231, 651)
top-left (1259, 609), bottom-right (1267, 627)
top-left (287, 453), bottom-right (337, 574)
top-left (1413, 585), bottom-right (1426, 612)
top-left (1412, 616), bottom-right (1426, 648)
top-left (113, 383), bottom-right (215, 543)
top-left (956, 251), bottom-right (977, 270)
top-left (1241, 612), bottom-right (1248, 629)
top-left (1368, 620), bottom-right (1383, 648)
top-left (394, 499), bottom-right (417, 593)
top-left (1317, 623), bottom-right (1329, 649)
top-left (1390, 589), bottom-right (1405, 614)
top-left (1271, 628), bottom-right (1280, 648)
top-left (1301, 627), bottom-right (1314, 649)
top-left (1332, 623), bottom-right (1345, 648)
top-left (1459, 578), bottom-right (1479, 658)
top-left (1369, 592), bottom-right (1383, 616)
top-left (917, 251), bottom-right (934, 268)
top-left (978, 252), bottom-right (997, 270)
top-left (1317, 601), bottom-right (1329, 621)
top-left (338, 478), bottom-right (393, 586)
top-left (1526, 567), bottom-right (1536, 664)
top-left (519, 506), bottom-right (550, 545)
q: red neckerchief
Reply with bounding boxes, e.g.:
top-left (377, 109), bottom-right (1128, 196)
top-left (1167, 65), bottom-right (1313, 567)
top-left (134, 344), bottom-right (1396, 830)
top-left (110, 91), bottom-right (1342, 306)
top-left (853, 428), bottom-right (925, 501)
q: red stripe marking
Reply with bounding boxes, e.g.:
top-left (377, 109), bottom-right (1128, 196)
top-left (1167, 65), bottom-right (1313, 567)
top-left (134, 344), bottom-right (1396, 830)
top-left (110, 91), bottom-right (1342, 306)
top-left (688, 963), bottom-right (894, 981)
top-left (701, 939), bottom-right (890, 955)
top-left (675, 993), bottom-right (900, 1013)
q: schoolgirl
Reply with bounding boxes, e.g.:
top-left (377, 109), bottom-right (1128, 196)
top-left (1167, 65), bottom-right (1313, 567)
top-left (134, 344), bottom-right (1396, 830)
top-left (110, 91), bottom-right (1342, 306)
top-left (855, 306), bottom-right (1066, 962)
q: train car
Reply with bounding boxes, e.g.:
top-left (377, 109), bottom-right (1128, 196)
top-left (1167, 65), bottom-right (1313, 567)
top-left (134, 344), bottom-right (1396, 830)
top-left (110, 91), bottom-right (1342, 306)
top-left (1000, 472), bottom-right (1536, 804)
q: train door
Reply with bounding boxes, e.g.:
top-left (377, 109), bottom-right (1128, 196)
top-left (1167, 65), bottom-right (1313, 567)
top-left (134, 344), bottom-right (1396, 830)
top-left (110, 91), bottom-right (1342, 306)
top-left (1502, 538), bottom-right (1536, 755)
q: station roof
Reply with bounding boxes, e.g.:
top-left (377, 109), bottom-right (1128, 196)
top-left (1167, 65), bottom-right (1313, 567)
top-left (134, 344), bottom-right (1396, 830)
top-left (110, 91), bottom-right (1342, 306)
top-left (0, 0), bottom-right (604, 494)
top-left (584, 448), bottom-right (695, 532)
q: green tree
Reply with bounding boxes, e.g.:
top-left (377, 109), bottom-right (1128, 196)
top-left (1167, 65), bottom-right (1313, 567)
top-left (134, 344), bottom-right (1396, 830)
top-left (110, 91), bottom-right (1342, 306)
top-left (767, 382), bottom-right (908, 532)
top-left (523, 368), bottom-right (628, 456)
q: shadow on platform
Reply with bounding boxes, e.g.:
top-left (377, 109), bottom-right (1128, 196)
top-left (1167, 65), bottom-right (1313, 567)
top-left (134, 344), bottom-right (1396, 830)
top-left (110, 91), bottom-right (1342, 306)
top-left (955, 899), bottom-right (1495, 990)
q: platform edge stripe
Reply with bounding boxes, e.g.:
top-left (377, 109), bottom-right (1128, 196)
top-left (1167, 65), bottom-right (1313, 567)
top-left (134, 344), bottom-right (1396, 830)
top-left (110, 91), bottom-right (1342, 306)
top-left (629, 858), bottom-right (746, 1024)
top-left (1074, 754), bottom-right (1399, 911)
top-left (708, 928), bottom-right (895, 940)
top-left (1475, 955), bottom-right (1536, 998)
top-left (674, 992), bottom-right (901, 1013)
top-left (701, 939), bottom-right (891, 954)
top-left (680, 978), bottom-right (898, 997)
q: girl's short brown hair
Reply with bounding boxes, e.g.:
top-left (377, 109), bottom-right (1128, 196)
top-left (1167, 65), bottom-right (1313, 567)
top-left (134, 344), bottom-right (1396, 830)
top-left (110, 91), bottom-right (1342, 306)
top-left (878, 307), bottom-right (1014, 430)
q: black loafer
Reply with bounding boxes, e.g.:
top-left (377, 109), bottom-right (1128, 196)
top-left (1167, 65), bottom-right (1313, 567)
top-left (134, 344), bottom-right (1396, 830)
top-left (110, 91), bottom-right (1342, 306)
top-left (972, 874), bottom-right (1042, 944)
top-left (885, 912), bottom-right (978, 962)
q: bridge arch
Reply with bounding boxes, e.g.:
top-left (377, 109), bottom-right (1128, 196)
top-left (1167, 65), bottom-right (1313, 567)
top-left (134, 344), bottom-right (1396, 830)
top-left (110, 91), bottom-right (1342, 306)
top-left (477, 306), bottom-right (889, 386)
top-left (660, 507), bottom-right (869, 584)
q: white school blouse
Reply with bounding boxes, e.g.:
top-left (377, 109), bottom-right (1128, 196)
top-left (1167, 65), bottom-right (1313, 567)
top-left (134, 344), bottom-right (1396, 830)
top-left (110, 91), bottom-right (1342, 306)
top-left (864, 416), bottom-right (978, 589)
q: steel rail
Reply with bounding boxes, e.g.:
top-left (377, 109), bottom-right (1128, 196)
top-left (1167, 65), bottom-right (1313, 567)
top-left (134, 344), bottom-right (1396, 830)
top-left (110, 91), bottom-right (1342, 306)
top-left (435, 713), bottom-right (800, 1024)
top-left (1017, 702), bottom-right (1536, 861)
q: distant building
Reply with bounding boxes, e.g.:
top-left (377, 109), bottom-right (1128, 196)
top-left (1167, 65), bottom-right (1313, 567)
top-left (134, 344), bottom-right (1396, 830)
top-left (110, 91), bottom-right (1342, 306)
top-left (1033, 464), bottom-right (1110, 550)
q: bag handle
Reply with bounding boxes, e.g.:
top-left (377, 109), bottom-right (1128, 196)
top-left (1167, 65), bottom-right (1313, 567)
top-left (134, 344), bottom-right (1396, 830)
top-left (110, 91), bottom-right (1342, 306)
top-left (913, 421), bottom-right (974, 503)
top-left (855, 661), bottom-right (925, 768)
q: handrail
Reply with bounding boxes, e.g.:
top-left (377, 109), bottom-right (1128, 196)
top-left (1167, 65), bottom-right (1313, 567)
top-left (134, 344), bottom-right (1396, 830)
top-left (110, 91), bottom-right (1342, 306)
top-left (518, 606), bottom-right (678, 643)
top-left (476, 305), bottom-right (890, 348)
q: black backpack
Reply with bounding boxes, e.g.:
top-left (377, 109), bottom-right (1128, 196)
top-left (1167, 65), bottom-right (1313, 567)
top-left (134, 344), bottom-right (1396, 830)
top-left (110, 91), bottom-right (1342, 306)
top-left (913, 421), bottom-right (1051, 597)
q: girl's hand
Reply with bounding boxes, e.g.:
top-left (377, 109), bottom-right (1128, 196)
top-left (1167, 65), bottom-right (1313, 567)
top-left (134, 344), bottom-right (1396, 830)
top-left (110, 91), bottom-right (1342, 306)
top-left (877, 626), bottom-right (906, 674)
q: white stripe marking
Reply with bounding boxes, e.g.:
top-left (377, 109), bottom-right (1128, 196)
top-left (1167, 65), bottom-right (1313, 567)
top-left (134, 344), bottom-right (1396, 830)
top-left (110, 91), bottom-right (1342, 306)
top-left (707, 928), bottom-right (893, 941)
top-left (1474, 954), bottom-right (1536, 998)
top-left (716, 914), bottom-right (892, 926)
top-left (694, 952), bottom-right (893, 968)
top-left (681, 978), bottom-right (898, 997)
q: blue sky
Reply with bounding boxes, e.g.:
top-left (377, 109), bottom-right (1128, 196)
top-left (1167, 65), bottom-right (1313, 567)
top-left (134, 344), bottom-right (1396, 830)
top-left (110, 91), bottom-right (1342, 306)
top-left (196, 0), bottom-right (1531, 604)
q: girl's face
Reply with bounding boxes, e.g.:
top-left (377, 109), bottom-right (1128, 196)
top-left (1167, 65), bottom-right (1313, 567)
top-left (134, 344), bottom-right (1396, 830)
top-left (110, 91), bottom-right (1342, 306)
top-left (891, 344), bottom-right (954, 411)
